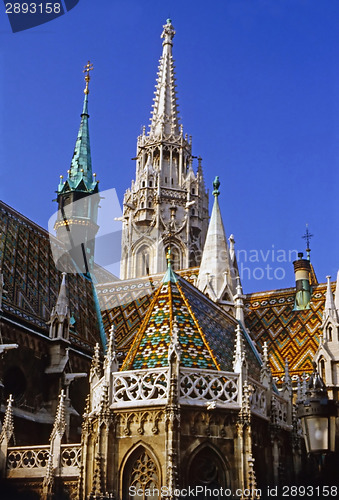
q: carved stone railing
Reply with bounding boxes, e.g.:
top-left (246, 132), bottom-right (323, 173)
top-left (248, 377), bottom-right (268, 419)
top-left (60, 444), bottom-right (82, 476)
top-left (6, 444), bottom-right (81, 478)
top-left (7, 445), bottom-right (49, 477)
top-left (111, 367), bottom-right (169, 408)
top-left (179, 368), bottom-right (239, 407)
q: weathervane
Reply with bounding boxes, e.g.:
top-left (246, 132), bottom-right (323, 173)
top-left (302, 223), bottom-right (313, 259)
top-left (83, 61), bottom-right (93, 94)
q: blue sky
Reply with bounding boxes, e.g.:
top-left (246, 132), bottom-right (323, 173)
top-left (0, 0), bottom-right (338, 292)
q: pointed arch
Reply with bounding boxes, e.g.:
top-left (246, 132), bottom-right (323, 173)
top-left (327, 325), bottom-right (333, 342)
top-left (120, 442), bottom-right (162, 500)
top-left (184, 441), bottom-right (230, 497)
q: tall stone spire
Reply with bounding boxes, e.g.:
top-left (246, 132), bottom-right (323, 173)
top-left (196, 177), bottom-right (237, 303)
top-left (120, 21), bottom-right (209, 279)
top-left (150, 19), bottom-right (179, 137)
top-left (54, 62), bottom-right (100, 273)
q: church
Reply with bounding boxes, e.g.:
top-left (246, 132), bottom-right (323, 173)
top-left (0, 19), bottom-right (338, 499)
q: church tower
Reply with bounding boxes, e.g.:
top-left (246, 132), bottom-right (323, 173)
top-left (120, 20), bottom-right (209, 279)
top-left (54, 62), bottom-right (99, 273)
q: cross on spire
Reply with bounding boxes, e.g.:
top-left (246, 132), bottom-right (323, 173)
top-left (302, 223), bottom-right (313, 259)
top-left (83, 61), bottom-right (93, 95)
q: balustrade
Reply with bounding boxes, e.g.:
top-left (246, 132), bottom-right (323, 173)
top-left (111, 368), bottom-right (169, 407)
top-left (179, 368), bottom-right (239, 406)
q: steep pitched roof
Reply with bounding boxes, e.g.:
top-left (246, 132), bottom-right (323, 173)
top-left (98, 269), bottom-right (199, 353)
top-left (0, 200), bottom-right (100, 351)
top-left (245, 283), bottom-right (328, 384)
top-left (121, 270), bottom-right (261, 378)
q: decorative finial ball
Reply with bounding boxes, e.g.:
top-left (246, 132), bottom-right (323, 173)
top-left (60, 175), bottom-right (63, 179)
top-left (93, 173), bottom-right (96, 177)
top-left (212, 176), bottom-right (220, 196)
top-left (167, 18), bottom-right (172, 24)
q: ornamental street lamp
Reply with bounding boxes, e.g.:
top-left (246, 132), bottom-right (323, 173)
top-left (297, 363), bottom-right (338, 455)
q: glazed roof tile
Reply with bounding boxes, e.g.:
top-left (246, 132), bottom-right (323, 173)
top-left (0, 200), bottom-right (104, 352)
top-left (245, 283), bottom-right (328, 384)
top-left (121, 272), bottom-right (261, 378)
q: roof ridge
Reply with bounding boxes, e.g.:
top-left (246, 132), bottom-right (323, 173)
top-left (176, 280), bottom-right (220, 370)
top-left (120, 284), bottom-right (164, 370)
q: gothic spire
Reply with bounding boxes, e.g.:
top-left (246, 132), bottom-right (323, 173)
top-left (50, 390), bottom-right (66, 441)
top-left (149, 19), bottom-right (180, 137)
top-left (54, 272), bottom-right (69, 318)
top-left (0, 394), bottom-right (14, 444)
top-left (233, 324), bottom-right (245, 373)
top-left (57, 61), bottom-right (97, 194)
top-left (324, 275), bottom-right (337, 321)
top-left (196, 177), bottom-right (235, 300)
top-left (48, 272), bottom-right (70, 341)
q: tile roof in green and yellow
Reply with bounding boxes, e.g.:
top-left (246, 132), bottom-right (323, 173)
top-left (121, 267), bottom-right (261, 378)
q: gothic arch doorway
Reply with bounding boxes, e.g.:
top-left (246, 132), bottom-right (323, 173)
top-left (187, 445), bottom-right (229, 499)
top-left (122, 445), bottom-right (160, 500)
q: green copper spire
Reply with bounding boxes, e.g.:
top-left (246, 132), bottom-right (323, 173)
top-left (58, 62), bottom-right (97, 195)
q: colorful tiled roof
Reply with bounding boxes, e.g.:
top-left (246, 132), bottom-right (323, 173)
top-left (245, 283), bottom-right (328, 384)
top-left (121, 271), bottom-right (261, 378)
top-left (0, 200), bottom-right (101, 351)
top-left (97, 269), bottom-right (199, 353)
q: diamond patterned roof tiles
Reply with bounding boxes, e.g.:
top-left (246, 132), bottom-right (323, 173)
top-left (121, 272), bottom-right (261, 378)
top-left (245, 283), bottom-right (327, 384)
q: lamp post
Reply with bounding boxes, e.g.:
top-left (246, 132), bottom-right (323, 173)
top-left (297, 363), bottom-right (338, 478)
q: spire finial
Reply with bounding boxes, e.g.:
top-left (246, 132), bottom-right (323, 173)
top-left (166, 246), bottom-right (172, 268)
top-left (0, 394), bottom-right (14, 444)
top-left (212, 176), bottom-right (220, 197)
top-left (50, 390), bottom-right (66, 440)
top-left (161, 19), bottom-right (175, 46)
top-left (83, 61), bottom-right (93, 95)
top-left (302, 223), bottom-right (313, 260)
top-left (162, 246), bottom-right (178, 283)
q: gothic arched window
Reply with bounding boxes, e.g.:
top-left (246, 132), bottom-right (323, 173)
top-left (187, 446), bottom-right (228, 500)
top-left (328, 326), bottom-right (333, 342)
top-left (123, 448), bottom-right (160, 500)
top-left (136, 246), bottom-right (150, 276)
